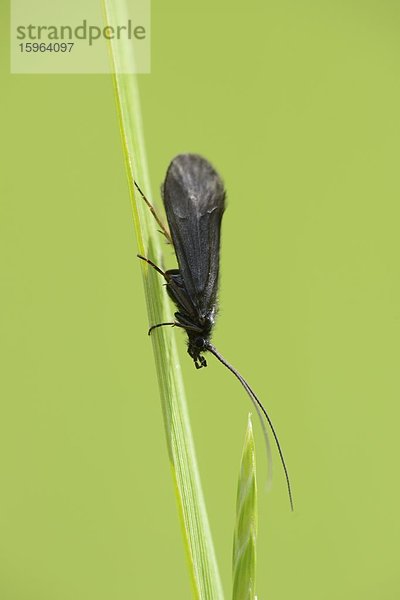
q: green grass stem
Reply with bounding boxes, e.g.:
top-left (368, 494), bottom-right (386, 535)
top-left (103, 1), bottom-right (224, 597)
top-left (232, 415), bottom-right (258, 600)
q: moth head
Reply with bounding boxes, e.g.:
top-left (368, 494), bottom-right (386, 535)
top-left (188, 336), bottom-right (209, 369)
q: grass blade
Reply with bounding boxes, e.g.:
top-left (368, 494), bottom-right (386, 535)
top-left (232, 415), bottom-right (258, 600)
top-left (103, 1), bottom-right (224, 598)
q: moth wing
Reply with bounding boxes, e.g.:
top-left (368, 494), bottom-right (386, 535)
top-left (163, 154), bottom-right (225, 315)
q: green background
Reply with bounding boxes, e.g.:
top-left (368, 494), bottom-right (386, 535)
top-left (1, 1), bottom-right (400, 598)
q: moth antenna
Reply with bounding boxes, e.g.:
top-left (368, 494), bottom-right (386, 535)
top-left (206, 343), bottom-right (294, 511)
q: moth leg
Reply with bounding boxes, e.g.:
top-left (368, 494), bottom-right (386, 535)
top-left (134, 181), bottom-right (172, 243)
top-left (137, 254), bottom-right (167, 280)
top-left (148, 321), bottom-right (183, 336)
top-left (174, 313), bottom-right (203, 333)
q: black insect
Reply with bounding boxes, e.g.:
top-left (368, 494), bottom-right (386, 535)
top-left (136, 153), bottom-right (293, 510)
